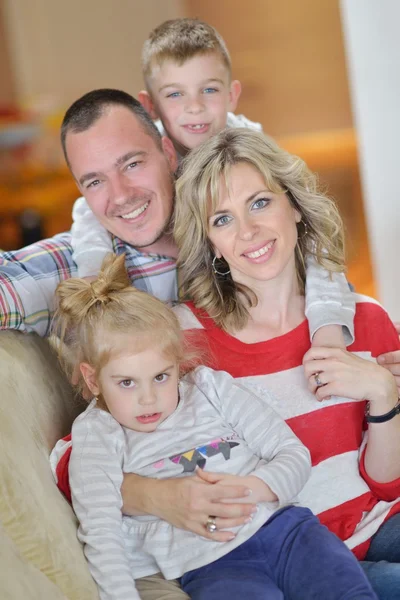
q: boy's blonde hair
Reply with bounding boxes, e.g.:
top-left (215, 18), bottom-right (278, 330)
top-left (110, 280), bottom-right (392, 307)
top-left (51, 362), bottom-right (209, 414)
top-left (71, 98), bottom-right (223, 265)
top-left (52, 254), bottom-right (186, 397)
top-left (142, 18), bottom-right (231, 87)
top-left (174, 128), bottom-right (345, 332)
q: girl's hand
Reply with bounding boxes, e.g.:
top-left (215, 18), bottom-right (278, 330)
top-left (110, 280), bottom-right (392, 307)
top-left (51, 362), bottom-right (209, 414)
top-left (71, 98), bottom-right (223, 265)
top-left (196, 469), bottom-right (277, 504)
top-left (121, 472), bottom-right (257, 542)
top-left (303, 346), bottom-right (398, 408)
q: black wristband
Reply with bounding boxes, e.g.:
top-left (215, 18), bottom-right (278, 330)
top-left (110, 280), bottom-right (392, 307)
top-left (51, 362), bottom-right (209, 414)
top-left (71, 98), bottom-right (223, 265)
top-left (365, 398), bottom-right (400, 423)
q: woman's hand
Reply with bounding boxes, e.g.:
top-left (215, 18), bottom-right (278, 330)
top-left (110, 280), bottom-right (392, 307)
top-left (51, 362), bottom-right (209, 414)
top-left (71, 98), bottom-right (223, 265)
top-left (303, 347), bottom-right (400, 484)
top-left (196, 469), bottom-right (277, 504)
top-left (121, 472), bottom-right (257, 542)
top-left (303, 346), bottom-right (398, 409)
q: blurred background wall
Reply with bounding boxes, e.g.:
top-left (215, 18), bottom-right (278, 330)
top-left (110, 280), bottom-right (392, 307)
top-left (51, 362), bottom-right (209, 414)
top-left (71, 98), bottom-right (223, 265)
top-left (0, 0), bottom-right (397, 317)
top-left (1, 0), bottom-right (184, 108)
top-left (186, 0), bottom-right (353, 137)
top-left (341, 0), bottom-right (400, 321)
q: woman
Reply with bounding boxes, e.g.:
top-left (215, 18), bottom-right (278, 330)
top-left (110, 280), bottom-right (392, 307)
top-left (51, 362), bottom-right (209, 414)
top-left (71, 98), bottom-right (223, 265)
top-left (54, 129), bottom-right (400, 600)
top-left (170, 128), bottom-right (400, 599)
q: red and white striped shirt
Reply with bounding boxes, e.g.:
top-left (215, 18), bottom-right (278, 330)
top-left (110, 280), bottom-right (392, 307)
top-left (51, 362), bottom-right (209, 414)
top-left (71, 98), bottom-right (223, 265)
top-left (174, 294), bottom-right (400, 559)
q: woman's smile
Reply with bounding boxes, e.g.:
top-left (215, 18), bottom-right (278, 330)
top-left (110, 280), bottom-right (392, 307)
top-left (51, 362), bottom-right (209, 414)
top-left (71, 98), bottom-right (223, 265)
top-left (242, 240), bottom-right (276, 262)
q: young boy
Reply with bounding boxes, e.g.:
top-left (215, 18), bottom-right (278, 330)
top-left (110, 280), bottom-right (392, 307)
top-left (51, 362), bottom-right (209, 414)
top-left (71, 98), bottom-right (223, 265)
top-left (70, 18), bottom-right (354, 352)
top-left (138, 18), bottom-right (261, 159)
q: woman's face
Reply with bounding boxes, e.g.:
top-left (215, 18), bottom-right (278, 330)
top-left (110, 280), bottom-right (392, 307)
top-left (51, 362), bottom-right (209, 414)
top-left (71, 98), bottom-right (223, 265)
top-left (207, 162), bottom-right (301, 288)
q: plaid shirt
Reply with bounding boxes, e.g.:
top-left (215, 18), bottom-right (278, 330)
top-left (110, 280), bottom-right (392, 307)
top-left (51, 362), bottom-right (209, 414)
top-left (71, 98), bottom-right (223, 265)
top-left (0, 233), bottom-right (177, 336)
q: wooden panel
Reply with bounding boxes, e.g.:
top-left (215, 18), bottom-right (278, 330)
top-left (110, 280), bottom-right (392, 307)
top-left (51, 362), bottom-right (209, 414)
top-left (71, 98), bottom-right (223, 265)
top-left (1, 0), bottom-right (185, 109)
top-left (185, 0), bottom-right (353, 137)
top-left (0, 0), bottom-right (16, 105)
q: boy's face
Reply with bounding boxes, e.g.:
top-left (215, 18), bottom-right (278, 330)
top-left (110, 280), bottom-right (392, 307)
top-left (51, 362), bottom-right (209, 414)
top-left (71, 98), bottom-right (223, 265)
top-left (146, 52), bottom-right (241, 155)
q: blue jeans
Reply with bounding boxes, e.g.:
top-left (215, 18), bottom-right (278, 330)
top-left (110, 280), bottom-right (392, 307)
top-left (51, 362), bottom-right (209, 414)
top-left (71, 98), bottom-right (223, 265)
top-left (180, 506), bottom-right (377, 600)
top-left (360, 512), bottom-right (400, 600)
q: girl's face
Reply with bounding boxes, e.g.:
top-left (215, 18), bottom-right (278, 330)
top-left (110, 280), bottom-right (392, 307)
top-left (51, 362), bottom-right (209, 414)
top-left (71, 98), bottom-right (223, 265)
top-left (207, 162), bottom-right (301, 288)
top-left (81, 346), bottom-right (180, 432)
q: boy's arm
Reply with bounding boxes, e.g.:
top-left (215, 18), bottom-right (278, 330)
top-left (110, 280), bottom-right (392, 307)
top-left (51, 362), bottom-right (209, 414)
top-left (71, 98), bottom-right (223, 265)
top-left (198, 368), bottom-right (311, 506)
top-left (226, 112), bottom-right (263, 132)
top-left (0, 234), bottom-right (76, 336)
top-left (305, 254), bottom-right (355, 347)
top-left (70, 412), bottom-right (141, 600)
top-left (71, 197), bottom-right (113, 278)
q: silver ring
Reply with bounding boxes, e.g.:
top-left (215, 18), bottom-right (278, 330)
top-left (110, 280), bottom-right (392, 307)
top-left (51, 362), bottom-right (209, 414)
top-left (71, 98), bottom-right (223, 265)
top-left (205, 515), bottom-right (217, 533)
top-left (314, 372), bottom-right (323, 388)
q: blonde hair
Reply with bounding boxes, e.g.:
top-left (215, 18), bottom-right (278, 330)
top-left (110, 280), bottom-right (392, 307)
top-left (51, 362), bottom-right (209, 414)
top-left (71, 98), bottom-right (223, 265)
top-left (52, 254), bottom-right (186, 397)
top-left (174, 128), bottom-right (345, 332)
top-left (142, 18), bottom-right (231, 87)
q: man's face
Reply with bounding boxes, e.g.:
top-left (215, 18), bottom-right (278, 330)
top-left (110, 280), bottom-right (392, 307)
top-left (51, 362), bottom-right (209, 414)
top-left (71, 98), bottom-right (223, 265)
top-left (147, 52), bottom-right (241, 156)
top-left (65, 105), bottom-right (177, 250)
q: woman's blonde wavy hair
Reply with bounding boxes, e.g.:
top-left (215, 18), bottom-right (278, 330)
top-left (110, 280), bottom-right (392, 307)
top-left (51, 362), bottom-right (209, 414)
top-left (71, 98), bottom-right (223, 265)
top-left (174, 128), bottom-right (345, 332)
top-left (52, 254), bottom-right (186, 398)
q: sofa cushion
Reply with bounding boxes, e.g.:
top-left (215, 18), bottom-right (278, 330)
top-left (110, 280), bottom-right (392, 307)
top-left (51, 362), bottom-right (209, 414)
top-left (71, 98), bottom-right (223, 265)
top-left (0, 521), bottom-right (68, 600)
top-left (0, 331), bottom-right (98, 599)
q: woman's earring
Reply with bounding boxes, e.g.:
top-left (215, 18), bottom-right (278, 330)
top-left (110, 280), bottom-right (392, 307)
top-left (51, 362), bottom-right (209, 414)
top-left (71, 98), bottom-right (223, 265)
top-left (298, 220), bottom-right (309, 239)
top-left (212, 256), bottom-right (231, 276)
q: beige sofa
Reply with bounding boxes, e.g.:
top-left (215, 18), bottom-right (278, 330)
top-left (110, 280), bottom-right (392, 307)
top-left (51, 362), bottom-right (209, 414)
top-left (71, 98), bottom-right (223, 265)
top-left (0, 331), bottom-right (99, 599)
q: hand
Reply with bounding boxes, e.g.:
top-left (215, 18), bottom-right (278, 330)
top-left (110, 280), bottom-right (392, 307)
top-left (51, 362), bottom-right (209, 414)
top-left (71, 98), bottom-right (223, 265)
top-left (377, 323), bottom-right (400, 393)
top-left (303, 346), bottom-right (397, 406)
top-left (312, 324), bottom-right (346, 350)
top-left (122, 472), bottom-right (257, 542)
top-left (197, 469), bottom-right (277, 504)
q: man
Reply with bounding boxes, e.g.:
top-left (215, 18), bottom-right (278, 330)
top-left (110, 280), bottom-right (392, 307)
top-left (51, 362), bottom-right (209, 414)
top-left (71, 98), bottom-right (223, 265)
top-left (0, 89), bottom-right (179, 335)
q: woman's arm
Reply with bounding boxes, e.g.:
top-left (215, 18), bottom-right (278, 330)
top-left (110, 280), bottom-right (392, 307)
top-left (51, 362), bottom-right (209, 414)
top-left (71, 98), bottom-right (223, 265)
top-left (121, 472), bottom-right (257, 542)
top-left (303, 346), bottom-right (400, 482)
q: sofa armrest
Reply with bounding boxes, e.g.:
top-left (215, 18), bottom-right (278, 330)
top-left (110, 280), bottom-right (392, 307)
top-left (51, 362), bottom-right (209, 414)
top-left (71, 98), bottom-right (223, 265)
top-left (0, 331), bottom-right (98, 599)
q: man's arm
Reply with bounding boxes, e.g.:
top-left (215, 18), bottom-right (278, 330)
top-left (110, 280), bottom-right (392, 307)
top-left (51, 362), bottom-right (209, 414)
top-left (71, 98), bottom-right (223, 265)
top-left (0, 233), bottom-right (76, 336)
